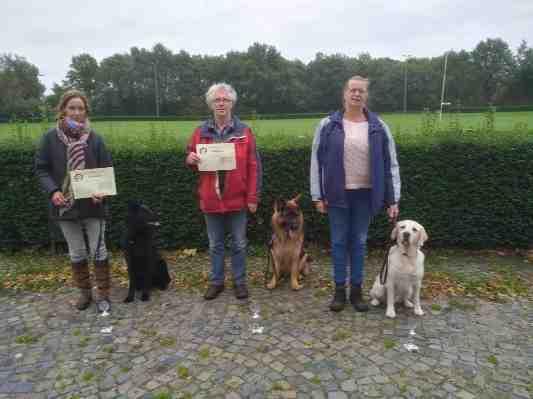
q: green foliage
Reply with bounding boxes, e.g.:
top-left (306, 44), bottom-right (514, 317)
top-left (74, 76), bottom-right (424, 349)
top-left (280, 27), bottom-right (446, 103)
top-left (0, 54), bottom-right (45, 118)
top-left (332, 329), bottom-right (351, 342)
top-left (487, 355), bottom-right (498, 365)
top-left (383, 337), bottom-right (396, 350)
top-left (0, 120), bottom-right (532, 250)
top-left (448, 298), bottom-right (477, 311)
top-left (15, 334), bottom-right (38, 344)
top-left (159, 336), bottom-right (177, 347)
top-left (176, 365), bottom-right (190, 379)
top-left (81, 371), bottom-right (95, 382)
top-left (152, 391), bottom-right (173, 399)
top-left (198, 347), bottom-right (210, 359)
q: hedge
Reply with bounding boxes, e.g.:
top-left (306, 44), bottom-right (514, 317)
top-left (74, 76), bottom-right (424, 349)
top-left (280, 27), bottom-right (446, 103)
top-left (1, 128), bottom-right (532, 250)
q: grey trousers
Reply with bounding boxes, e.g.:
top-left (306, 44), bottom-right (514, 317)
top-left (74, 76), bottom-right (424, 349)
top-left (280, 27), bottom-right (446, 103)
top-left (58, 218), bottom-right (107, 262)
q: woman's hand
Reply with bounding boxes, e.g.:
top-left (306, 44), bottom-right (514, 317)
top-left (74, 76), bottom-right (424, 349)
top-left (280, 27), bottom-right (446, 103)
top-left (314, 200), bottom-right (327, 214)
top-left (248, 203), bottom-right (257, 214)
top-left (51, 191), bottom-right (66, 207)
top-left (387, 204), bottom-right (399, 222)
top-left (186, 152), bottom-right (200, 165)
top-left (92, 193), bottom-right (104, 205)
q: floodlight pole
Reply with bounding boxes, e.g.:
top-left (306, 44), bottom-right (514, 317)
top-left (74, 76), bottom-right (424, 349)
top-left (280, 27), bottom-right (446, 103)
top-left (153, 62), bottom-right (160, 118)
top-left (439, 52), bottom-right (449, 122)
top-left (402, 54), bottom-right (412, 113)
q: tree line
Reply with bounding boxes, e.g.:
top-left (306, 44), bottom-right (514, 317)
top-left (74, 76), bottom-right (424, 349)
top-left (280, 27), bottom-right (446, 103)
top-left (1, 37), bottom-right (533, 119)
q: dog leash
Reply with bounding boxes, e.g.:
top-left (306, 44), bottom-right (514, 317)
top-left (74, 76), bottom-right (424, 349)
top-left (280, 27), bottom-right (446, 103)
top-left (264, 235), bottom-right (273, 287)
top-left (379, 216), bottom-right (398, 285)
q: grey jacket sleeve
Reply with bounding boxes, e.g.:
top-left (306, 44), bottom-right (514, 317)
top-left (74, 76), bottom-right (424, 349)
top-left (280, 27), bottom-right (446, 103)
top-left (380, 119), bottom-right (401, 204)
top-left (34, 133), bottom-right (60, 198)
top-left (310, 117), bottom-right (329, 201)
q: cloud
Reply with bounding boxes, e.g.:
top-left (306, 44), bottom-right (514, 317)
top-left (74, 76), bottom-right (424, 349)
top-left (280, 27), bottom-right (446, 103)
top-left (3, 0), bottom-right (532, 92)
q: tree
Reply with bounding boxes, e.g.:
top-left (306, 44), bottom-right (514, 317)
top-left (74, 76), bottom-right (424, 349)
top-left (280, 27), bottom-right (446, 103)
top-left (93, 54), bottom-right (135, 115)
top-left (306, 53), bottom-right (351, 112)
top-left (0, 54), bottom-right (45, 118)
top-left (44, 83), bottom-right (68, 113)
top-left (513, 40), bottom-right (533, 102)
top-left (472, 38), bottom-right (516, 103)
top-left (65, 54), bottom-right (99, 98)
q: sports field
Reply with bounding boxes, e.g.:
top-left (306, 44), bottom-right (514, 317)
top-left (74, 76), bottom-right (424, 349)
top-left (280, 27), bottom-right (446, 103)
top-left (0, 111), bottom-right (531, 144)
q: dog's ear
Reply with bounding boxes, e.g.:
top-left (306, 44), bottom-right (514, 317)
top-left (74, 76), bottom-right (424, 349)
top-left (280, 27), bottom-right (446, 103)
top-left (417, 225), bottom-right (428, 248)
top-left (287, 193), bottom-right (302, 209)
top-left (390, 222), bottom-right (399, 241)
top-left (273, 199), bottom-right (281, 213)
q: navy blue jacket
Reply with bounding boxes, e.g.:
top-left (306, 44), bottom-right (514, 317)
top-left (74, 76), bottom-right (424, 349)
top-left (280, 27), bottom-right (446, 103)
top-left (310, 110), bottom-right (401, 216)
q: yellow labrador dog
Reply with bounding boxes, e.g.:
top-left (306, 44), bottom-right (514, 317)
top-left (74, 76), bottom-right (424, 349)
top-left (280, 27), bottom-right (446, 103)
top-left (369, 220), bottom-right (428, 319)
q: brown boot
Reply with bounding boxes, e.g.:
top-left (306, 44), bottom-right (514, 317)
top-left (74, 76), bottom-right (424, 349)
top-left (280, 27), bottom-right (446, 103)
top-left (94, 259), bottom-right (111, 312)
top-left (71, 260), bottom-right (92, 310)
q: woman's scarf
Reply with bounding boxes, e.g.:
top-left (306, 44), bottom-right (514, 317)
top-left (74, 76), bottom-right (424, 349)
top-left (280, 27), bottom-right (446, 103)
top-left (56, 118), bottom-right (90, 215)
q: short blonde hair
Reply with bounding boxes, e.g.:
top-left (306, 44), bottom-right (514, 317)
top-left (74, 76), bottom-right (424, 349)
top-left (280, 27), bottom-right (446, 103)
top-left (205, 83), bottom-right (237, 108)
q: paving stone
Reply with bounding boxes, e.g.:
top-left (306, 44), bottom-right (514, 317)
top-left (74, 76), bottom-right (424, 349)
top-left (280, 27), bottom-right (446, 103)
top-left (0, 280), bottom-right (531, 399)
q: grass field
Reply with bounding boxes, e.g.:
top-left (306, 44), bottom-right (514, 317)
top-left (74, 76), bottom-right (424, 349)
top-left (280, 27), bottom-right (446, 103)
top-left (0, 111), bottom-right (531, 144)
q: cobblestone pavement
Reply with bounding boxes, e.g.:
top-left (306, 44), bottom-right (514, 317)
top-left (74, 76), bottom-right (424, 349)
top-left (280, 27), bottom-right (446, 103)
top-left (1, 280), bottom-right (531, 399)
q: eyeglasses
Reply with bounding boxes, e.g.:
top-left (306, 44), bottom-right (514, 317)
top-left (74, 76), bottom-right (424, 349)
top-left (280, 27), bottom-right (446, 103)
top-left (347, 88), bottom-right (367, 94)
top-left (214, 97), bottom-right (232, 104)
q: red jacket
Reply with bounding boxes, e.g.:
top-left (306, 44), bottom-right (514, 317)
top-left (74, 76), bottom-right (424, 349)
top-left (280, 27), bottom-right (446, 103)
top-left (186, 118), bottom-right (262, 213)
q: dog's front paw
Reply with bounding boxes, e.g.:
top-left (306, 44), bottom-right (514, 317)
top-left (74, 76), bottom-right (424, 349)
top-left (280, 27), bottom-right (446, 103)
top-left (123, 296), bottom-right (134, 303)
top-left (385, 309), bottom-right (396, 318)
top-left (370, 298), bottom-right (380, 307)
top-left (404, 299), bottom-right (414, 308)
top-left (414, 307), bottom-right (425, 316)
top-left (266, 281), bottom-right (276, 290)
top-left (141, 293), bottom-right (150, 301)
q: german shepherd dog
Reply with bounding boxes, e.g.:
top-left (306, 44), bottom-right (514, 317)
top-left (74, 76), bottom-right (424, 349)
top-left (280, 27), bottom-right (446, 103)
top-left (267, 194), bottom-right (311, 290)
top-left (123, 201), bottom-right (171, 302)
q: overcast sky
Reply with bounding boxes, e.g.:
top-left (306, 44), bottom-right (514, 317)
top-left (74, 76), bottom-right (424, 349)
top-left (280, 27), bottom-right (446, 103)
top-left (4, 0), bottom-right (533, 93)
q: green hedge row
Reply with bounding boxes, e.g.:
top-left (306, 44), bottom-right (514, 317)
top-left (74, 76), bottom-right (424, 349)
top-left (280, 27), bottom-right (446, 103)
top-left (1, 129), bottom-right (532, 250)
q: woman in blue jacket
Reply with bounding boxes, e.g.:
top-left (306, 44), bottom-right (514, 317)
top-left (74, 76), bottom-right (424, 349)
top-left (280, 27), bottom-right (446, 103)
top-left (310, 75), bottom-right (401, 312)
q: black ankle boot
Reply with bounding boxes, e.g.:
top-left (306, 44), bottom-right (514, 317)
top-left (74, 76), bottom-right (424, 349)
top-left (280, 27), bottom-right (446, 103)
top-left (350, 285), bottom-right (369, 312)
top-left (329, 286), bottom-right (346, 312)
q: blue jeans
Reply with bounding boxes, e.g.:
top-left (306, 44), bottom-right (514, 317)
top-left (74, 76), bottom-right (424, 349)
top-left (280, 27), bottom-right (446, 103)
top-left (204, 210), bottom-right (248, 286)
top-left (327, 189), bottom-right (372, 287)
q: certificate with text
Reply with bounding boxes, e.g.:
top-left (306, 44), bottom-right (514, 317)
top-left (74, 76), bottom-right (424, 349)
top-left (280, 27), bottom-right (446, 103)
top-left (196, 143), bottom-right (236, 171)
top-left (70, 167), bottom-right (117, 199)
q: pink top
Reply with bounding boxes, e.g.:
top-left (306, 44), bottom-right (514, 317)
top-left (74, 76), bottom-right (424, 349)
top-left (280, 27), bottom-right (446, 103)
top-left (343, 119), bottom-right (372, 189)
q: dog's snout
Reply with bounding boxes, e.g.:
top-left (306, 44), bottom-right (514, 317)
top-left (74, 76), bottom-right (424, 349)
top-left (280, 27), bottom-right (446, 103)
top-left (402, 232), bottom-right (410, 238)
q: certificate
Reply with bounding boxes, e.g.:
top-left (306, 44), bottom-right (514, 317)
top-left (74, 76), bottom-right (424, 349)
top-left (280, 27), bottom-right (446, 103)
top-left (197, 143), bottom-right (236, 171)
top-left (70, 167), bottom-right (117, 199)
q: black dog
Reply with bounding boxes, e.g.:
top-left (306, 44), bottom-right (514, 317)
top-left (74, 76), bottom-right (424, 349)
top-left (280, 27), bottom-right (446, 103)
top-left (123, 201), bottom-right (171, 302)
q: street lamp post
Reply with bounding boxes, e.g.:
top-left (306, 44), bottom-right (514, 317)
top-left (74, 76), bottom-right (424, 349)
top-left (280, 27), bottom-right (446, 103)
top-left (439, 51), bottom-right (450, 122)
top-left (153, 62), bottom-right (160, 118)
top-left (402, 54), bottom-right (412, 113)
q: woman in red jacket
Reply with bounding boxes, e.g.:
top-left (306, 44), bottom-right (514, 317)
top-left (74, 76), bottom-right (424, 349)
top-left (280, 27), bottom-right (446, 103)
top-left (186, 83), bottom-right (261, 300)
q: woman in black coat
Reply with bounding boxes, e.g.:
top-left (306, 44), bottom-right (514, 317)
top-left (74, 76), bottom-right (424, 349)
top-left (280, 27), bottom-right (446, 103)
top-left (35, 90), bottom-right (112, 312)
